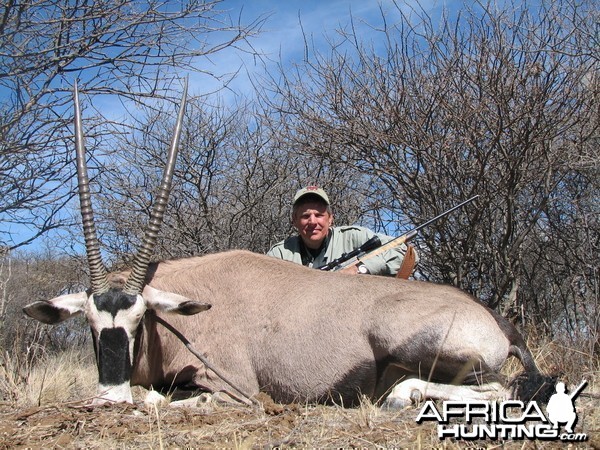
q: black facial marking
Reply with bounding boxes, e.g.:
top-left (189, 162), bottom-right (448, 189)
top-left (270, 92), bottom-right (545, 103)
top-left (98, 327), bottom-right (131, 385)
top-left (94, 288), bottom-right (137, 318)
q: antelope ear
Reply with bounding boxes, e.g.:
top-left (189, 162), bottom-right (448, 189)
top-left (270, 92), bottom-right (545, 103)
top-left (142, 285), bottom-right (212, 316)
top-left (23, 292), bottom-right (87, 324)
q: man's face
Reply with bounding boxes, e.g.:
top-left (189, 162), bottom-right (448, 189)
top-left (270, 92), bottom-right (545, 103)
top-left (292, 201), bottom-right (333, 250)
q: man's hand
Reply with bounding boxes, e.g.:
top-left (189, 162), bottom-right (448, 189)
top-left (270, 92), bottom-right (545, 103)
top-left (340, 263), bottom-right (369, 275)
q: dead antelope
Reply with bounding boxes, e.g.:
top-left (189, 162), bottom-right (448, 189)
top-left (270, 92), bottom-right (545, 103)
top-left (23, 84), bottom-right (554, 408)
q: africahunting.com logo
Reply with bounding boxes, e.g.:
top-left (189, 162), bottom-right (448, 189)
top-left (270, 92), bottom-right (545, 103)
top-left (416, 380), bottom-right (588, 442)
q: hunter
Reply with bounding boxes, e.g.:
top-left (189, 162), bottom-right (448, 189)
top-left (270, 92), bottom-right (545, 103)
top-left (267, 186), bottom-right (417, 277)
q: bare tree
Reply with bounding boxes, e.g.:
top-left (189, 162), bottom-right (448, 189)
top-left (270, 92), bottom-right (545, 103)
top-left (0, 247), bottom-right (89, 355)
top-left (263, 0), bottom-right (599, 337)
top-left (90, 94), bottom-right (370, 266)
top-left (0, 0), bottom-right (266, 250)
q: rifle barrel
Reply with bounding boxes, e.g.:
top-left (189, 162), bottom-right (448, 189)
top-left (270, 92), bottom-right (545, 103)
top-left (322, 195), bottom-right (479, 271)
top-left (412, 195), bottom-right (479, 234)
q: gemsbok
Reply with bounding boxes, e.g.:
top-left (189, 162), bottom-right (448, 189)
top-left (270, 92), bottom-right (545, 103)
top-left (23, 83), bottom-right (554, 408)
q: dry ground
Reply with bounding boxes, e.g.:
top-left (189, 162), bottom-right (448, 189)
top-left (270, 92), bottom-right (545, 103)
top-left (0, 337), bottom-right (597, 449)
top-left (0, 391), bottom-right (598, 449)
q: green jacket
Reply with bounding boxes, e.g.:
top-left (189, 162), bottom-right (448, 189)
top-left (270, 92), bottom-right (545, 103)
top-left (267, 225), bottom-right (414, 276)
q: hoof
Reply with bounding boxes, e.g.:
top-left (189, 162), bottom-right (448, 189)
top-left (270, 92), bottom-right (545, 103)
top-left (410, 389), bottom-right (423, 403)
top-left (144, 390), bottom-right (168, 408)
top-left (381, 396), bottom-right (412, 409)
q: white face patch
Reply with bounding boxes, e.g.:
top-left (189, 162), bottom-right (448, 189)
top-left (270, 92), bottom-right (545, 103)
top-left (86, 297), bottom-right (114, 332)
top-left (115, 296), bottom-right (146, 359)
top-left (86, 292), bottom-right (147, 336)
top-left (113, 295), bottom-right (147, 336)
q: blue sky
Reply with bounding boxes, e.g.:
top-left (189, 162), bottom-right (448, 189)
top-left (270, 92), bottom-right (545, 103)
top-left (187, 0), bottom-right (446, 102)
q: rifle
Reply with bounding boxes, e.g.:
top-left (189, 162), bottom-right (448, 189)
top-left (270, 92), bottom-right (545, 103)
top-left (320, 195), bottom-right (479, 272)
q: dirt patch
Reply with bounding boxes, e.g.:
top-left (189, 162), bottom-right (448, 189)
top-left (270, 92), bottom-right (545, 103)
top-left (0, 395), bottom-right (597, 449)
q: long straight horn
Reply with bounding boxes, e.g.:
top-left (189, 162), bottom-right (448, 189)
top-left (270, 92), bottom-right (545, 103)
top-left (74, 81), bottom-right (110, 294)
top-left (124, 79), bottom-right (188, 295)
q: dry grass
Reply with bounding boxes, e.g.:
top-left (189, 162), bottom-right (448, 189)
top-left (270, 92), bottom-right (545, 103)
top-left (0, 346), bottom-right (97, 407)
top-left (0, 336), bottom-right (597, 449)
top-left (1, 392), bottom-right (597, 449)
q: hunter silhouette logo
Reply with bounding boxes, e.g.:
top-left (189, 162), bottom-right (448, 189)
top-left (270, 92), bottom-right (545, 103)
top-left (415, 379), bottom-right (589, 442)
top-left (546, 380), bottom-right (587, 434)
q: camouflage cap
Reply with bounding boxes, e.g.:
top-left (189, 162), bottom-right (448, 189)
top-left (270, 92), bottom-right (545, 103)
top-left (293, 186), bottom-right (330, 205)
